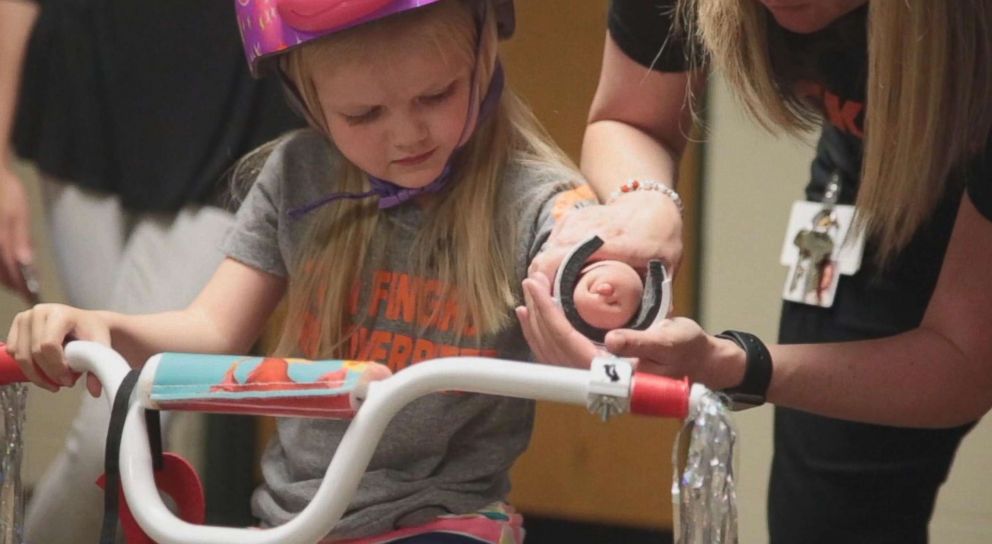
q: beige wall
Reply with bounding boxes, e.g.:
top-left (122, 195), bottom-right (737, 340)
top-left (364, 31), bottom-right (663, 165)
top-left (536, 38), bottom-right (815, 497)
top-left (702, 75), bottom-right (992, 543)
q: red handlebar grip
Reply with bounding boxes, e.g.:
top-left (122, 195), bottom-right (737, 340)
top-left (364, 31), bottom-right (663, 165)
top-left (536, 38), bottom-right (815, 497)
top-left (630, 374), bottom-right (690, 419)
top-left (0, 343), bottom-right (28, 384)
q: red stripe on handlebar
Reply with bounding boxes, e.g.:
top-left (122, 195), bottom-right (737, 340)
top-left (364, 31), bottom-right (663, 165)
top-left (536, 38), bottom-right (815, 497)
top-left (630, 373), bottom-right (690, 419)
top-left (0, 343), bottom-right (28, 384)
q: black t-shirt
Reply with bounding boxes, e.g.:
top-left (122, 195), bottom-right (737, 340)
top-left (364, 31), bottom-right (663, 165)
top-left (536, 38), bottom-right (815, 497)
top-left (13, 0), bottom-right (303, 212)
top-left (609, 0), bottom-right (992, 337)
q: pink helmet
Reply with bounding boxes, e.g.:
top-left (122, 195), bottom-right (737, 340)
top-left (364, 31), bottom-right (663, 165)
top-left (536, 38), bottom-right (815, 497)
top-left (235, 0), bottom-right (515, 76)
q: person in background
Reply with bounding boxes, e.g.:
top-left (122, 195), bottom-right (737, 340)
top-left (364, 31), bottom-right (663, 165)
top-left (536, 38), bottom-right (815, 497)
top-left (521, 1), bottom-right (992, 542)
top-left (0, 0), bottom-right (300, 541)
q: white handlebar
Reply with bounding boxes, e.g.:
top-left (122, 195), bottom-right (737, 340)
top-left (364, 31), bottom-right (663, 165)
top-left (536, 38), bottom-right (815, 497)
top-left (33, 342), bottom-right (693, 544)
top-left (124, 358), bottom-right (599, 544)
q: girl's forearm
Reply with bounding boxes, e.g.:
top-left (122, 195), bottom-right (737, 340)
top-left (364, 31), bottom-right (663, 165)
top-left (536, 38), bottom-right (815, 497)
top-left (99, 306), bottom-right (254, 367)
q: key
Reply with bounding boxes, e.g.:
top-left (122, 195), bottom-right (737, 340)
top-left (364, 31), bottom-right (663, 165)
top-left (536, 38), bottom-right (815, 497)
top-left (792, 213), bottom-right (836, 301)
top-left (789, 259), bottom-right (807, 292)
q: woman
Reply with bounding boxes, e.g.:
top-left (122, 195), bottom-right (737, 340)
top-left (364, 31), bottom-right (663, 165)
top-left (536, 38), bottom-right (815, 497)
top-left (519, 1), bottom-right (992, 542)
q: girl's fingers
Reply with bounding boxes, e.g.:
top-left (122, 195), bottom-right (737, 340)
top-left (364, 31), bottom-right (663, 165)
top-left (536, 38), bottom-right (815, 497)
top-left (40, 307), bottom-right (76, 386)
top-left (86, 373), bottom-right (103, 398)
top-left (13, 312), bottom-right (54, 391)
top-left (5, 316), bottom-right (18, 360)
top-left (30, 306), bottom-right (58, 383)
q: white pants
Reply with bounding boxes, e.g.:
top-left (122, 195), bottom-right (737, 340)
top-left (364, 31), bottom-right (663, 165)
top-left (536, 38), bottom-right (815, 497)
top-left (24, 179), bottom-right (233, 544)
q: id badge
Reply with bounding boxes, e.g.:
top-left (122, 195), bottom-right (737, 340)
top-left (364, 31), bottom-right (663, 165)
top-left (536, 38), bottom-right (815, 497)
top-left (779, 201), bottom-right (864, 308)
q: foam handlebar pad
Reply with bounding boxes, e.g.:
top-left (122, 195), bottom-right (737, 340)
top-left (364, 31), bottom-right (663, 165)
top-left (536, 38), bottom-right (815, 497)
top-left (149, 353), bottom-right (392, 419)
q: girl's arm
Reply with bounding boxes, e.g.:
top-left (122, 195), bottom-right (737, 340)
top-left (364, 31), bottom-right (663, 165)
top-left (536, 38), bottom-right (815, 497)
top-left (6, 258), bottom-right (286, 391)
top-left (605, 193), bottom-right (992, 428)
top-left (103, 258), bottom-right (286, 364)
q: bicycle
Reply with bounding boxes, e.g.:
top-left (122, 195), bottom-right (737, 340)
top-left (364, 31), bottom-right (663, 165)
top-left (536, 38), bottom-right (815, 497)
top-left (0, 341), bottom-right (703, 544)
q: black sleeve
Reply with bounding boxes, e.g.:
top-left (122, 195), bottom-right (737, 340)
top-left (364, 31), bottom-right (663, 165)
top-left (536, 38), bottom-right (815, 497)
top-left (608, 0), bottom-right (692, 72)
top-left (965, 139), bottom-right (992, 222)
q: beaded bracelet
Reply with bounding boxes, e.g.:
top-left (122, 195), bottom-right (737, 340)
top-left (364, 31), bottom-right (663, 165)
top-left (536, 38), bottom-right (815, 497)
top-left (607, 179), bottom-right (684, 214)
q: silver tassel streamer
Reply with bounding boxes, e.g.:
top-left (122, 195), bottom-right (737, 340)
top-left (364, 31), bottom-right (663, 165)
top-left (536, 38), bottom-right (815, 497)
top-left (0, 384), bottom-right (26, 544)
top-left (672, 388), bottom-right (738, 544)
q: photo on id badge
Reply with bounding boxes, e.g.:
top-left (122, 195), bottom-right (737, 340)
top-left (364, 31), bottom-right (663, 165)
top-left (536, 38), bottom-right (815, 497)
top-left (780, 200), bottom-right (865, 308)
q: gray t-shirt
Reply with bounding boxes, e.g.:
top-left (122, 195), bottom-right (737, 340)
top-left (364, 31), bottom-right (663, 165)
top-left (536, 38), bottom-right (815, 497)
top-left (222, 129), bottom-right (590, 539)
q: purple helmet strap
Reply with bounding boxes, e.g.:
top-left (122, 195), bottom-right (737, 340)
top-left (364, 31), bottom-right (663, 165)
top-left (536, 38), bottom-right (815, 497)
top-left (287, 62), bottom-right (503, 219)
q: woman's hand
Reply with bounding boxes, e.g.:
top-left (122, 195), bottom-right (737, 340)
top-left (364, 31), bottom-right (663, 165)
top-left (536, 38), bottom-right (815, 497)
top-left (5, 304), bottom-right (111, 395)
top-left (529, 191), bottom-right (683, 283)
top-left (604, 319), bottom-right (746, 388)
top-left (517, 269), bottom-right (747, 387)
top-left (0, 166), bottom-right (35, 301)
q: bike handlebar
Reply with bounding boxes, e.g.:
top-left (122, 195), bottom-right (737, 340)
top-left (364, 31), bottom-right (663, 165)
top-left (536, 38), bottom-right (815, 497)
top-left (0, 341), bottom-right (698, 544)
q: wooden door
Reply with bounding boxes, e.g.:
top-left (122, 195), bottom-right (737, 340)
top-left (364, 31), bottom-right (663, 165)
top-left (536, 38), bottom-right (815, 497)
top-left (501, 1), bottom-right (701, 530)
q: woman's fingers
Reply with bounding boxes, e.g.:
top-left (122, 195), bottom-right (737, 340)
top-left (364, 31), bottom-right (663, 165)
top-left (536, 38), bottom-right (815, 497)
top-left (605, 317), bottom-right (707, 378)
top-left (0, 170), bottom-right (35, 300)
top-left (530, 194), bottom-right (684, 282)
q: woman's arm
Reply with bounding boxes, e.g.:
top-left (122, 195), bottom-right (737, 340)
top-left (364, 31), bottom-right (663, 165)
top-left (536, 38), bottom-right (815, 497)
top-left (767, 194), bottom-right (992, 427)
top-left (607, 193), bottom-right (992, 428)
top-left (529, 34), bottom-right (706, 281)
top-left (7, 258), bottom-right (286, 389)
top-left (582, 34), bottom-right (703, 202)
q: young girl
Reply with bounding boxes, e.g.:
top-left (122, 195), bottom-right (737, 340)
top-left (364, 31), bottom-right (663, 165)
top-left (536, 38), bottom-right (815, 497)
top-left (5, 0), bottom-right (595, 541)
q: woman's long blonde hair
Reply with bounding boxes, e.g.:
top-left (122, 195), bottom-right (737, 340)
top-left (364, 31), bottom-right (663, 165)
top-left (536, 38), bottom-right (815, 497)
top-left (678, 0), bottom-right (992, 264)
top-left (274, 0), bottom-right (576, 358)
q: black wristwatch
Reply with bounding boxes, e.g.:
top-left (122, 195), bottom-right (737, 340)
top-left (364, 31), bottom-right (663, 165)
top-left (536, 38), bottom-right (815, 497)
top-left (716, 330), bottom-right (773, 410)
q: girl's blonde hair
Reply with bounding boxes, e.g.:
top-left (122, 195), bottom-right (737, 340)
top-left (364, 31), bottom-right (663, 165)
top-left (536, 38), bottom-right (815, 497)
top-left (678, 0), bottom-right (992, 264)
top-left (275, 0), bottom-right (576, 358)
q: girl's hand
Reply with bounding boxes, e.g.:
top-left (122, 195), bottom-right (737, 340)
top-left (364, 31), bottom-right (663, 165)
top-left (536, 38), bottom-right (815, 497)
top-left (516, 271), bottom-right (601, 368)
top-left (529, 191), bottom-right (683, 283)
top-left (5, 304), bottom-right (111, 395)
top-left (604, 318), bottom-right (746, 389)
top-left (0, 166), bottom-right (35, 301)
